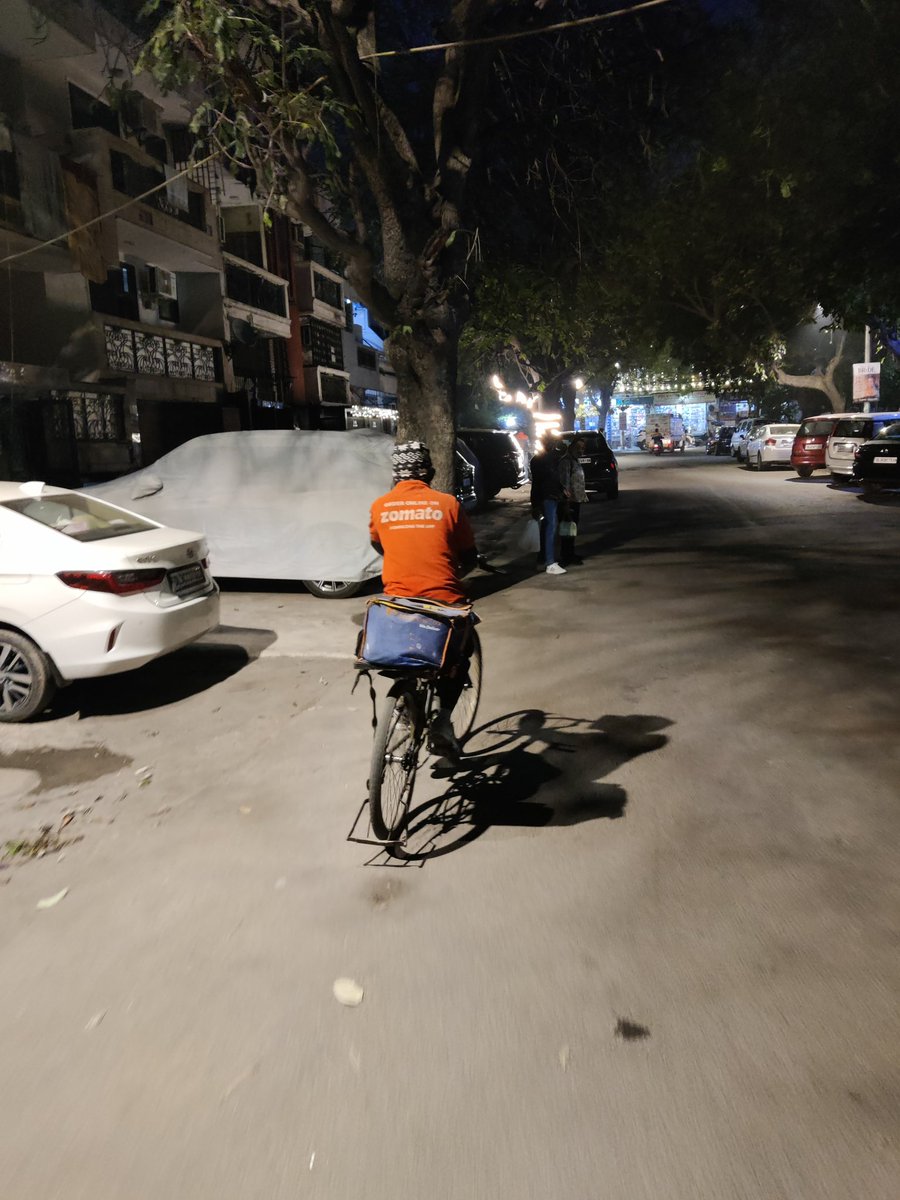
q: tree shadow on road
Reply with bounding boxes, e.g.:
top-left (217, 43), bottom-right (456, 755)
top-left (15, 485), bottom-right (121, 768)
top-left (386, 709), bottom-right (672, 864)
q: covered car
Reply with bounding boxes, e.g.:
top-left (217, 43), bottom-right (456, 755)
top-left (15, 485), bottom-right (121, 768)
top-left (91, 430), bottom-right (396, 598)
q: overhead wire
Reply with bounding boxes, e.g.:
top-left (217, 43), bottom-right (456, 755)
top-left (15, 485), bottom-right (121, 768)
top-left (0, 0), bottom-right (676, 268)
top-left (0, 150), bottom-right (220, 269)
top-left (359, 0), bottom-right (676, 61)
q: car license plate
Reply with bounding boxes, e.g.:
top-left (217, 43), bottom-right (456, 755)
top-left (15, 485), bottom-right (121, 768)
top-left (878, 456), bottom-right (898, 464)
top-left (170, 563), bottom-right (206, 595)
top-left (578, 457), bottom-right (591, 464)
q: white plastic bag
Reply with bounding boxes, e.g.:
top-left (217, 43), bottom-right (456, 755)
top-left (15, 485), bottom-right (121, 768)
top-left (515, 514), bottom-right (542, 553)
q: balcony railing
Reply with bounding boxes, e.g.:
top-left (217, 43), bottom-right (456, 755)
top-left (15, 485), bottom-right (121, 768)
top-left (104, 323), bottom-right (219, 382)
top-left (224, 259), bottom-right (288, 319)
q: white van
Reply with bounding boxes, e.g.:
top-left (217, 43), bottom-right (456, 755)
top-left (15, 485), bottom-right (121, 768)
top-left (825, 412), bottom-right (900, 481)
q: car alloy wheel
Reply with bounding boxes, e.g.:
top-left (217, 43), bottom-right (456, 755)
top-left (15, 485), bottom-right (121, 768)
top-left (0, 630), bottom-right (56, 723)
top-left (302, 579), bottom-right (362, 599)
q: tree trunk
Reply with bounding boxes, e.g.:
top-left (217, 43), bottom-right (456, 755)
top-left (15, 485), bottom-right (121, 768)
top-left (773, 335), bottom-right (848, 412)
top-left (559, 379), bottom-right (577, 430)
top-left (594, 382), bottom-right (613, 433)
top-left (388, 326), bottom-right (458, 494)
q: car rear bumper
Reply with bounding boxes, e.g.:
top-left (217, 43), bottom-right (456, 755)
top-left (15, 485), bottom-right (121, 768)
top-left (583, 474), bottom-right (617, 491)
top-left (791, 451), bottom-right (826, 468)
top-left (31, 587), bottom-right (220, 681)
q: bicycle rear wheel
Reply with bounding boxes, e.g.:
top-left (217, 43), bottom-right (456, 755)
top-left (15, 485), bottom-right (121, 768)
top-left (451, 629), bottom-right (482, 743)
top-left (368, 688), bottom-right (421, 841)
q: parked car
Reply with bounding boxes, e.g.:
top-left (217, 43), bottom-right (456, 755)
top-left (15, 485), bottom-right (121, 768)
top-left (455, 438), bottom-right (480, 511)
top-left (851, 421), bottom-right (900, 495)
top-left (560, 431), bottom-right (619, 499)
top-left (706, 427), bottom-right (734, 456)
top-left (0, 481), bottom-right (220, 722)
top-left (744, 423), bottom-right (800, 469)
top-left (790, 413), bottom-right (842, 477)
top-left (92, 430), bottom-right (475, 598)
top-left (458, 428), bottom-right (529, 500)
top-left (730, 417), bottom-right (767, 462)
top-left (825, 412), bottom-right (900, 482)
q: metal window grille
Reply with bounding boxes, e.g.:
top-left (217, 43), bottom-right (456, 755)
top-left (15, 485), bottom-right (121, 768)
top-left (66, 393), bottom-right (125, 442)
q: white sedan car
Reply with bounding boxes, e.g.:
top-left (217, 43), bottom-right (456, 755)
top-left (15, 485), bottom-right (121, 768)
top-left (0, 482), bottom-right (220, 722)
top-left (745, 424), bottom-right (800, 469)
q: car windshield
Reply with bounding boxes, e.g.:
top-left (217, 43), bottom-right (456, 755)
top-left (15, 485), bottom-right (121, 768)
top-left (565, 433), bottom-right (608, 453)
top-left (2, 493), bottom-right (156, 542)
top-left (834, 419), bottom-right (873, 438)
top-left (769, 426), bottom-right (800, 435)
top-left (798, 419), bottom-right (835, 436)
top-left (874, 422), bottom-right (900, 439)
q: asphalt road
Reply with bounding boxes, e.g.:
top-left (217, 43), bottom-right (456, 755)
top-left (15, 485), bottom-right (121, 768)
top-left (1, 453), bottom-right (898, 1200)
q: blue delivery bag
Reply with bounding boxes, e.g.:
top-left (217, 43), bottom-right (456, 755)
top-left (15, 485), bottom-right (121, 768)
top-left (357, 596), bottom-right (469, 670)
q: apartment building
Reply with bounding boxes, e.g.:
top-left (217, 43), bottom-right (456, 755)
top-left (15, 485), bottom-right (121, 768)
top-left (292, 231), bottom-right (351, 429)
top-left (342, 294), bottom-right (398, 433)
top-left (0, 0), bottom-right (298, 483)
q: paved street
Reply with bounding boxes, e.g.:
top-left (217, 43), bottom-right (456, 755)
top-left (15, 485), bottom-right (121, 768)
top-left (1, 453), bottom-right (898, 1200)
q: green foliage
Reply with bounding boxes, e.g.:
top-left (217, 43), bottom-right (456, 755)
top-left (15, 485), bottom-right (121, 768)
top-left (139, 1), bottom-right (348, 203)
top-left (599, 0), bottom-right (900, 377)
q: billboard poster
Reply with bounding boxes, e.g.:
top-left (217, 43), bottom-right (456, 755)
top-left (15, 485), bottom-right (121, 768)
top-left (852, 362), bottom-right (881, 404)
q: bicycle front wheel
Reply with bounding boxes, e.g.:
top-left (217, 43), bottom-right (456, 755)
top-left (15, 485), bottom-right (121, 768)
top-left (451, 629), bottom-right (482, 743)
top-left (368, 688), bottom-right (420, 841)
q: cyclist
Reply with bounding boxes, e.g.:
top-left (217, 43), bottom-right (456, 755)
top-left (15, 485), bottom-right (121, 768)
top-left (369, 441), bottom-right (479, 757)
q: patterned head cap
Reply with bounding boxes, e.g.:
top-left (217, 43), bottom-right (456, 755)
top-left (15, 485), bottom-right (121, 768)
top-left (392, 441), bottom-right (433, 481)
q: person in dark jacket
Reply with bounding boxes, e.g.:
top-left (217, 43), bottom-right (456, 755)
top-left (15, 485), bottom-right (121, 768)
top-left (529, 432), bottom-right (567, 575)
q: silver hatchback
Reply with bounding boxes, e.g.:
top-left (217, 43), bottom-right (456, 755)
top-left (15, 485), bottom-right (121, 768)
top-left (825, 412), bottom-right (900, 481)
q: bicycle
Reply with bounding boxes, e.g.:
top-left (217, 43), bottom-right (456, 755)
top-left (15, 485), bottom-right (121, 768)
top-left (365, 622), bottom-right (482, 844)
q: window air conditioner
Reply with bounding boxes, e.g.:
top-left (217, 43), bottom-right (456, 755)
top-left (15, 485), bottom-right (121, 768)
top-left (147, 266), bottom-right (177, 299)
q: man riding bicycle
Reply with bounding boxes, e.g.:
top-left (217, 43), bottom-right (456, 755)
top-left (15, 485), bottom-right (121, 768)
top-left (369, 441), bottom-right (478, 758)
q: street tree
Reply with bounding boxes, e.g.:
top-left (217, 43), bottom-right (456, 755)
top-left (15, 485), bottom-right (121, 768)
top-left (142, 0), bottom-right (686, 489)
top-left (598, 0), bottom-right (900, 410)
top-left (459, 0), bottom-right (717, 426)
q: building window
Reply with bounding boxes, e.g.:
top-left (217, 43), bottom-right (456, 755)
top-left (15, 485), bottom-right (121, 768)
top-left (320, 373), bottom-right (348, 405)
top-left (313, 270), bottom-right (342, 310)
top-left (225, 261), bottom-right (287, 318)
top-left (302, 318), bottom-right (344, 369)
top-left (109, 149), bottom-right (206, 231)
top-left (90, 263), bottom-right (140, 322)
top-left (0, 149), bottom-right (21, 202)
top-left (344, 299), bottom-right (355, 330)
top-left (357, 346), bottom-right (377, 371)
top-left (69, 83), bottom-right (120, 137)
top-left (69, 393), bottom-right (126, 442)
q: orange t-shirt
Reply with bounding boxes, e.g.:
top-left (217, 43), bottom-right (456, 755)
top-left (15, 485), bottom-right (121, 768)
top-left (369, 480), bottom-right (475, 605)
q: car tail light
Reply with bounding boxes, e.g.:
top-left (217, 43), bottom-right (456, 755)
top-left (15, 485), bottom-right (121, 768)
top-left (57, 569), bottom-right (167, 596)
top-left (765, 438), bottom-right (777, 445)
top-left (853, 445), bottom-right (861, 460)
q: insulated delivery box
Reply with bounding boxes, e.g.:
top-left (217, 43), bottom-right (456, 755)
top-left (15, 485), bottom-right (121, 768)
top-left (357, 596), bottom-right (472, 670)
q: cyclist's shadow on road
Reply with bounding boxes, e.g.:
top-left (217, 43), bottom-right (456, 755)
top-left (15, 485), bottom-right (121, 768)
top-left (393, 709), bottom-right (672, 862)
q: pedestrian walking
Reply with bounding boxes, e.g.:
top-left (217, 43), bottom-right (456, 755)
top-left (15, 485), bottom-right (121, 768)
top-left (559, 436), bottom-right (589, 565)
top-left (529, 431), bottom-right (567, 575)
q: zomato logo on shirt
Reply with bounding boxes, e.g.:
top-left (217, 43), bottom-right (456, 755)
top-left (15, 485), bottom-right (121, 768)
top-left (369, 479), bottom-right (475, 605)
top-left (380, 504), bottom-right (445, 524)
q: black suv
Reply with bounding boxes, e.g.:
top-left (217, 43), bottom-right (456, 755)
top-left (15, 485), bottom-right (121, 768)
top-left (458, 428), bottom-right (529, 501)
top-left (560, 431), bottom-right (618, 499)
